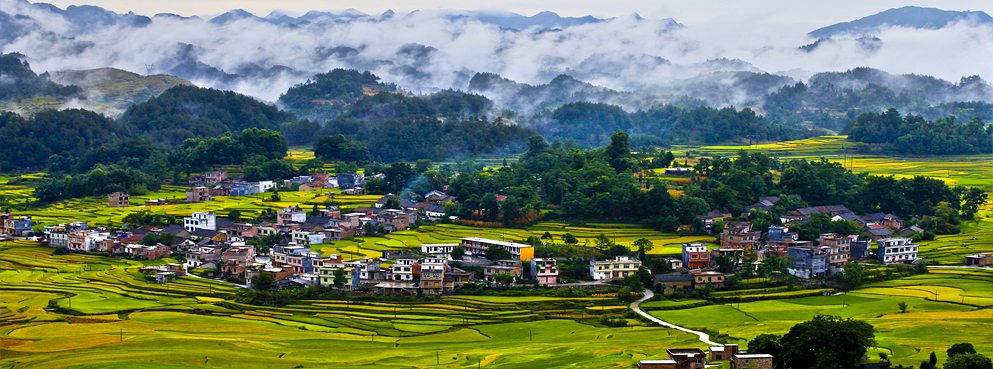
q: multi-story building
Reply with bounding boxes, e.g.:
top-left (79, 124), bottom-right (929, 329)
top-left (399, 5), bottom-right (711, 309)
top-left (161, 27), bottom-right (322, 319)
top-left (343, 257), bottom-right (382, 282)
top-left (185, 245), bottom-right (222, 269)
top-left (318, 265), bottom-right (360, 290)
top-left (819, 233), bottom-right (855, 267)
top-left (292, 229), bottom-right (326, 245)
top-left (787, 246), bottom-right (828, 279)
top-left (767, 225), bottom-right (797, 243)
top-left (877, 238), bottom-right (919, 265)
top-left (530, 258), bottom-right (558, 284)
top-left (108, 192), bottom-right (129, 207)
top-left (277, 207), bottom-right (307, 226)
top-left (590, 256), bottom-right (642, 281)
top-left (421, 243), bottom-right (461, 256)
top-left (221, 245), bottom-right (256, 265)
top-left (459, 237), bottom-right (535, 261)
top-left (720, 222), bottom-right (761, 249)
top-left (67, 229), bottom-right (109, 252)
top-left (186, 187), bottom-right (212, 203)
top-left (2, 216), bottom-right (33, 237)
top-left (184, 212), bottom-right (217, 232)
top-left (484, 260), bottom-right (524, 280)
top-left (202, 171), bottom-right (228, 184)
top-left (682, 243), bottom-right (710, 269)
top-left (420, 258), bottom-right (447, 294)
top-left (390, 258), bottom-right (419, 281)
top-left (44, 222), bottom-right (87, 248)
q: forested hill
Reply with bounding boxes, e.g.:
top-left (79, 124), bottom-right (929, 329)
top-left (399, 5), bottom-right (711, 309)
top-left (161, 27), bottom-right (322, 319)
top-left (121, 85), bottom-right (299, 146)
top-left (0, 53), bottom-right (81, 101)
top-left (530, 102), bottom-right (816, 147)
top-left (845, 108), bottom-right (992, 155)
top-left (277, 69), bottom-right (396, 121)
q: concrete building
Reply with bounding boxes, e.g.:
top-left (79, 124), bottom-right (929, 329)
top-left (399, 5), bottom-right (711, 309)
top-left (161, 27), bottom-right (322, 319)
top-left (819, 233), bottom-right (856, 268)
top-left (277, 207), bottom-right (307, 226)
top-left (67, 229), bottom-right (109, 252)
top-left (184, 212), bottom-right (217, 232)
top-left (877, 238), bottom-right (920, 265)
top-left (590, 256), bottom-right (642, 281)
top-left (484, 260), bottom-right (524, 281)
top-left (787, 246), bottom-right (829, 279)
top-left (530, 258), bottom-right (558, 284)
top-left (965, 253), bottom-right (993, 266)
top-left (731, 354), bottom-right (774, 369)
top-left (186, 187), bottom-right (212, 203)
top-left (459, 237), bottom-right (534, 261)
top-left (720, 222), bottom-right (760, 249)
top-left (682, 243), bottom-right (710, 269)
top-left (108, 192), bottom-right (129, 207)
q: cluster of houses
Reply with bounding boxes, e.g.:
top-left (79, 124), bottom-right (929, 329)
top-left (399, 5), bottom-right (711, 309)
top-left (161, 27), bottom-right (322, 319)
top-left (638, 344), bottom-right (774, 369)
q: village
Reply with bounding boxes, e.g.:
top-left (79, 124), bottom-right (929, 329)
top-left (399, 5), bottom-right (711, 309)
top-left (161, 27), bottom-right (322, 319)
top-left (2, 170), bottom-right (986, 302)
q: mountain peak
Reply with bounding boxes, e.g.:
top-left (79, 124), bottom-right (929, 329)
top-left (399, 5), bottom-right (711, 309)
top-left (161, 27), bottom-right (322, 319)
top-left (810, 6), bottom-right (993, 38)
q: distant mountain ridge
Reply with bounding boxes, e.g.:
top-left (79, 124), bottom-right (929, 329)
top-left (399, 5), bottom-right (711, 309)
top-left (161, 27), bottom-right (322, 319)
top-left (810, 6), bottom-right (993, 38)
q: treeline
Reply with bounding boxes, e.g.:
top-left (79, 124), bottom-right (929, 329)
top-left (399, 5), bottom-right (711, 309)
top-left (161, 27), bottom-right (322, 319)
top-left (762, 68), bottom-right (993, 132)
top-left (0, 109), bottom-right (123, 170)
top-left (844, 108), bottom-right (992, 155)
top-left (0, 54), bottom-right (81, 101)
top-left (319, 91), bottom-right (531, 162)
top-left (529, 102), bottom-right (815, 148)
top-left (122, 84), bottom-right (302, 146)
top-left (382, 132), bottom-right (983, 236)
top-left (34, 166), bottom-right (160, 202)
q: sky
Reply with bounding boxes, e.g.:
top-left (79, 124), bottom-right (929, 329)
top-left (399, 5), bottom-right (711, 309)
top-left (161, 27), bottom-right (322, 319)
top-left (31, 0), bottom-right (993, 25)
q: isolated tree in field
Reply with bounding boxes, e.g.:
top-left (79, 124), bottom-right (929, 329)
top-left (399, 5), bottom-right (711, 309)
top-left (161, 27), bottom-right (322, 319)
top-left (484, 244), bottom-right (511, 261)
top-left (450, 246), bottom-right (464, 260)
top-left (227, 209), bottom-right (242, 221)
top-left (899, 301), bottom-right (908, 313)
top-left (562, 233), bottom-right (578, 246)
top-left (780, 314), bottom-right (875, 369)
top-left (594, 233), bottom-right (613, 250)
top-left (947, 343), bottom-right (977, 358)
top-left (931, 352), bottom-right (939, 368)
top-left (253, 271), bottom-right (275, 291)
top-left (958, 187), bottom-right (988, 219)
top-left (633, 238), bottom-right (653, 260)
top-left (944, 353), bottom-right (992, 369)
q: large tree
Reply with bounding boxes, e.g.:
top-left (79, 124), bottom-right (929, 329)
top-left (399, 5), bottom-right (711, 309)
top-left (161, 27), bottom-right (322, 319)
top-left (780, 315), bottom-right (875, 369)
top-left (748, 334), bottom-right (784, 368)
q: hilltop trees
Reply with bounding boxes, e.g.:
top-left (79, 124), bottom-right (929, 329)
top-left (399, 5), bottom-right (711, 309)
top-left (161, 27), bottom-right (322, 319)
top-left (779, 315), bottom-right (875, 369)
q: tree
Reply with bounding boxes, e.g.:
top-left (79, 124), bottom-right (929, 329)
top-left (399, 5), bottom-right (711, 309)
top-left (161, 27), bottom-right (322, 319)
top-left (562, 233), bottom-right (579, 246)
top-left (715, 254), bottom-right (737, 273)
top-left (959, 187), bottom-right (989, 219)
top-left (944, 353), bottom-right (992, 369)
top-left (899, 301), bottom-right (908, 313)
top-left (748, 334), bottom-right (783, 369)
top-left (931, 352), bottom-right (939, 369)
top-left (633, 238), bottom-right (654, 260)
top-left (594, 233), bottom-right (613, 250)
top-left (607, 244), bottom-right (630, 258)
top-left (333, 268), bottom-right (347, 289)
top-left (616, 287), bottom-right (638, 302)
top-left (493, 272), bottom-right (515, 286)
top-left (947, 343), bottom-right (977, 358)
top-left (605, 131), bottom-right (632, 172)
top-left (780, 315), bottom-right (875, 369)
top-left (841, 262), bottom-right (866, 289)
top-left (484, 244), bottom-right (511, 261)
top-left (451, 246), bottom-right (465, 260)
top-left (253, 271), bottom-right (275, 291)
top-left (227, 209), bottom-right (242, 221)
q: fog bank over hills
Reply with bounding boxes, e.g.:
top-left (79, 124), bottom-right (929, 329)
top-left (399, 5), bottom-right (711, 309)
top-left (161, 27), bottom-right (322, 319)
top-left (1, 0), bottom-right (991, 106)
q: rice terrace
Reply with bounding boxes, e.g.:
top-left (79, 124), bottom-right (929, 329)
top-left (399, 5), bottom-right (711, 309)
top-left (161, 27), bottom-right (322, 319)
top-left (1, 0), bottom-right (993, 367)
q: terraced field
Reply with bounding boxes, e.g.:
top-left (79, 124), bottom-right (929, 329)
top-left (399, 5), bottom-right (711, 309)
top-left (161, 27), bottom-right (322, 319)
top-left (0, 241), bottom-right (706, 368)
top-left (650, 268), bottom-right (993, 367)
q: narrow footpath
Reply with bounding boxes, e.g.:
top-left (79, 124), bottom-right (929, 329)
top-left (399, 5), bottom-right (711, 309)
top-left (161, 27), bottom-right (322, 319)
top-left (630, 289), bottom-right (720, 346)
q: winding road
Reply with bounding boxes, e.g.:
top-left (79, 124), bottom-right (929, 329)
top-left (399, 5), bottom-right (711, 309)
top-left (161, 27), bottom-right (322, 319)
top-left (630, 289), bottom-right (720, 346)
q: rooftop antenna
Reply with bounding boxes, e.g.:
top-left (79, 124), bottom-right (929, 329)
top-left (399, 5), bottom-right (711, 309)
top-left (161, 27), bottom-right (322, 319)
top-left (144, 64), bottom-right (154, 75)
